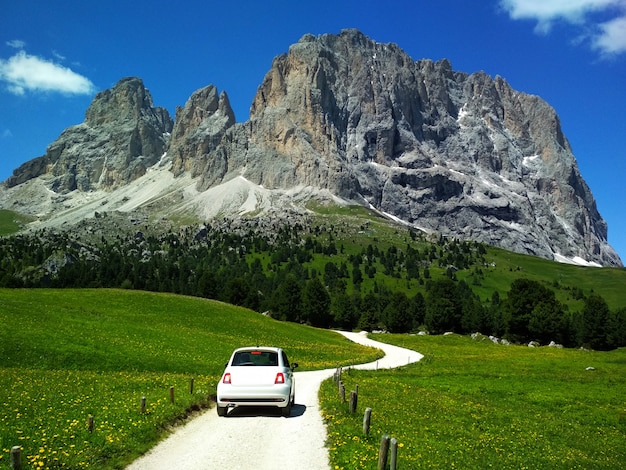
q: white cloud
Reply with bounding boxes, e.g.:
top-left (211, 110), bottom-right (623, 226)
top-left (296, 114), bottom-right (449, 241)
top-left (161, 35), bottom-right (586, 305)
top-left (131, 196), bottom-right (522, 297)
top-left (52, 50), bottom-right (67, 62)
top-left (500, 0), bottom-right (626, 56)
top-left (6, 39), bottom-right (26, 49)
top-left (0, 50), bottom-right (95, 96)
top-left (593, 15), bottom-right (626, 55)
top-left (1, 129), bottom-right (13, 139)
top-left (501, 0), bottom-right (619, 24)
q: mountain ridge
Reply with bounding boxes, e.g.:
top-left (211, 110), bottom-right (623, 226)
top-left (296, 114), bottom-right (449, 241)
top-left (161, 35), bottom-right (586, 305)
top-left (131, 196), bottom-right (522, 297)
top-left (0, 29), bottom-right (621, 267)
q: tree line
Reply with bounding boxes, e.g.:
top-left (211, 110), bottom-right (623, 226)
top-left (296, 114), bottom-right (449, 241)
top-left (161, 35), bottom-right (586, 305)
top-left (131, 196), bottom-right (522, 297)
top-left (1, 222), bottom-right (624, 350)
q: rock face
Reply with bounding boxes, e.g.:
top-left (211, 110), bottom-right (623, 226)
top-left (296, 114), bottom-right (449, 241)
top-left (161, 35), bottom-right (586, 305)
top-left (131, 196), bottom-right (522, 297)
top-left (203, 29), bottom-right (618, 266)
top-left (6, 77), bottom-right (173, 192)
top-left (168, 85), bottom-right (235, 189)
top-left (1, 30), bottom-right (621, 267)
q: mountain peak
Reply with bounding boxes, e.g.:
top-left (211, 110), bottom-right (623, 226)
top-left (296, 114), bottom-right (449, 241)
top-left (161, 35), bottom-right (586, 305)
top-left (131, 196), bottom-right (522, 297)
top-left (216, 30), bottom-right (621, 266)
top-left (4, 76), bottom-right (173, 192)
top-left (1, 31), bottom-right (621, 267)
top-left (85, 77), bottom-right (153, 126)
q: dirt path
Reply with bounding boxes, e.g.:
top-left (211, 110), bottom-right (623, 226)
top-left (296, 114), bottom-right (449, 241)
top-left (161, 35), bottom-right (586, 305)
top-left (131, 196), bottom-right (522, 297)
top-left (125, 331), bottom-right (422, 470)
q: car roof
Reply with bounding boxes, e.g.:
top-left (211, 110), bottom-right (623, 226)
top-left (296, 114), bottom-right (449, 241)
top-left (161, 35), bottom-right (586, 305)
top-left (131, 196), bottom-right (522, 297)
top-left (232, 346), bottom-right (282, 353)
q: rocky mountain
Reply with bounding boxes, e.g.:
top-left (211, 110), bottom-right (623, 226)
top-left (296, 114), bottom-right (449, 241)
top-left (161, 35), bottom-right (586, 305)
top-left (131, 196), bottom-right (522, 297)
top-left (0, 30), bottom-right (621, 267)
top-left (5, 77), bottom-right (173, 192)
top-left (168, 84), bottom-right (235, 187)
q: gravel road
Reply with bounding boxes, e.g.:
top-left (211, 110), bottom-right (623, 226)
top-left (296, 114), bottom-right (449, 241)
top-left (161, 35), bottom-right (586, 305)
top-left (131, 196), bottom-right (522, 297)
top-left (125, 331), bottom-right (422, 470)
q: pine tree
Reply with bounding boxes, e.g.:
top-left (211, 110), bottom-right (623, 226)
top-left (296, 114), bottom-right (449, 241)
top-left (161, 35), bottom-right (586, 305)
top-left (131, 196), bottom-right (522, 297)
top-left (274, 274), bottom-right (303, 322)
top-left (302, 277), bottom-right (332, 328)
top-left (425, 279), bottom-right (461, 334)
top-left (582, 294), bottom-right (610, 350)
top-left (383, 291), bottom-right (413, 333)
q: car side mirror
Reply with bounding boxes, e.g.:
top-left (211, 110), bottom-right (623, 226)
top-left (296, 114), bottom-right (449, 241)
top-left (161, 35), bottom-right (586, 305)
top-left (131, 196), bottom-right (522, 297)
top-left (292, 363), bottom-right (299, 370)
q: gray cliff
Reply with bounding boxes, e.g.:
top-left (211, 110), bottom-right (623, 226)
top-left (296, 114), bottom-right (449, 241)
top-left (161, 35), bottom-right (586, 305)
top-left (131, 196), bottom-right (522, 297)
top-left (168, 84), bottom-right (235, 189)
top-left (5, 77), bottom-right (173, 192)
top-left (2, 30), bottom-right (621, 267)
top-left (197, 29), bottom-right (618, 266)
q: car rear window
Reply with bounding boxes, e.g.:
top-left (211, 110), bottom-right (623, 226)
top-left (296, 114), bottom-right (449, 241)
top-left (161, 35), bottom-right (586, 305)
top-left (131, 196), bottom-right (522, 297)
top-left (232, 350), bottom-right (279, 366)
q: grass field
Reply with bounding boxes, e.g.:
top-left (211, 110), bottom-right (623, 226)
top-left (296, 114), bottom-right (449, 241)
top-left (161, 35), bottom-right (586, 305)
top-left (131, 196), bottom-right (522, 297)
top-left (1, 284), bottom-right (625, 469)
top-left (3, 203), bottom-right (626, 315)
top-left (467, 246), bottom-right (626, 311)
top-left (0, 288), bottom-right (381, 469)
top-left (308, 205), bottom-right (626, 312)
top-left (0, 210), bottom-right (33, 236)
top-left (320, 333), bottom-right (626, 469)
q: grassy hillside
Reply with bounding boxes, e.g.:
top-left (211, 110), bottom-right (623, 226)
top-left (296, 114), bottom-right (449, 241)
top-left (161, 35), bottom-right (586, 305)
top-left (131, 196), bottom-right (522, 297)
top-left (2, 204), bottom-right (625, 316)
top-left (310, 205), bottom-right (626, 311)
top-left (320, 333), bottom-right (626, 469)
top-left (0, 288), bottom-right (380, 469)
top-left (0, 210), bottom-right (33, 236)
top-left (2, 203), bottom-right (625, 350)
top-left (466, 246), bottom-right (626, 310)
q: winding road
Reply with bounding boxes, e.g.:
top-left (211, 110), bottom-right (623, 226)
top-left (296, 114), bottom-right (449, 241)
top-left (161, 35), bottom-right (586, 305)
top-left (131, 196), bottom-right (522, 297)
top-left (126, 331), bottom-right (422, 470)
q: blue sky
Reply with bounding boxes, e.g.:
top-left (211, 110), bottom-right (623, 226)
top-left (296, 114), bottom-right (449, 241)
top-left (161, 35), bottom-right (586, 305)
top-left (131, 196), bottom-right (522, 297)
top-left (1, 0), bottom-right (625, 263)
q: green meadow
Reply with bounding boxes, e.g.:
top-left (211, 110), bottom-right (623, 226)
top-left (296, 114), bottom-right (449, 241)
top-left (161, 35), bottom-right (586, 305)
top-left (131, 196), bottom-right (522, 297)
top-left (0, 210), bottom-right (33, 236)
top-left (320, 333), bottom-right (626, 469)
top-left (0, 288), bottom-right (380, 469)
top-left (2, 286), bottom-right (625, 469)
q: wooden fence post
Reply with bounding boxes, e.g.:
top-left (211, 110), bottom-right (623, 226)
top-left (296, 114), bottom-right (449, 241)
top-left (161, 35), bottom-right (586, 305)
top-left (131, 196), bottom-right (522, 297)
top-left (349, 390), bottom-right (358, 414)
top-left (87, 415), bottom-right (94, 433)
top-left (169, 386), bottom-right (175, 404)
top-left (339, 381), bottom-right (346, 403)
top-left (390, 437), bottom-right (398, 470)
top-left (140, 396), bottom-right (147, 414)
top-left (10, 446), bottom-right (21, 470)
top-left (363, 407), bottom-right (372, 435)
top-left (190, 377), bottom-right (194, 395)
top-left (378, 435), bottom-right (390, 470)
top-left (334, 366), bottom-right (342, 383)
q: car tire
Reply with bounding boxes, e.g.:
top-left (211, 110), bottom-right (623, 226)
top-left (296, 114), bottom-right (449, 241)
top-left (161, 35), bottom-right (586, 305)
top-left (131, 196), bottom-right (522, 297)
top-left (282, 401), bottom-right (292, 417)
top-left (216, 405), bottom-right (228, 417)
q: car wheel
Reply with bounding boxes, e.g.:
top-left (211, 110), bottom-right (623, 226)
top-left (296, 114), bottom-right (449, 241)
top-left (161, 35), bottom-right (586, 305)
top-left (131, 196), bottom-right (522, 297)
top-left (217, 405), bottom-right (228, 417)
top-left (282, 401), bottom-right (292, 417)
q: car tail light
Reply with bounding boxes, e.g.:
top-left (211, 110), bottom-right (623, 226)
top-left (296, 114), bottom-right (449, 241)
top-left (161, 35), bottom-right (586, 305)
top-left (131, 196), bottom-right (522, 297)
top-left (222, 373), bottom-right (231, 384)
top-left (275, 373), bottom-right (285, 384)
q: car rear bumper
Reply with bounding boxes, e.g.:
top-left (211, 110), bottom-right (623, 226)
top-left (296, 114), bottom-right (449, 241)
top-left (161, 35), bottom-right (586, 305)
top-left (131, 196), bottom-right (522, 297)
top-left (218, 397), bottom-right (289, 407)
top-left (217, 385), bottom-right (292, 408)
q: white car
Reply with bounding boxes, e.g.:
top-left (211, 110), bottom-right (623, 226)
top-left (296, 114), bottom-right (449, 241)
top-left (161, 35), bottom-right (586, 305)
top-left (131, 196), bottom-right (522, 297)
top-left (216, 347), bottom-right (298, 417)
